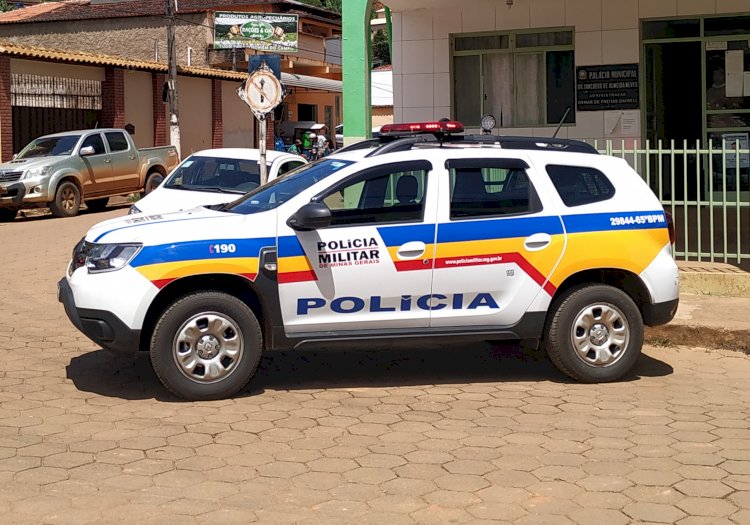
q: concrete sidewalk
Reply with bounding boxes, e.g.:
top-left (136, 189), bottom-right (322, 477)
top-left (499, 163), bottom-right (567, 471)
top-left (674, 261), bottom-right (750, 331)
top-left (671, 293), bottom-right (750, 331)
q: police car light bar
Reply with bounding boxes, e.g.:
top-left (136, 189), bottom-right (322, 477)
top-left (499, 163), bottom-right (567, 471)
top-left (380, 120), bottom-right (465, 136)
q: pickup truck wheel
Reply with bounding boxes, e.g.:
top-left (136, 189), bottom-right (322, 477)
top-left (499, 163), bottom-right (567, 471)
top-left (85, 198), bottom-right (109, 212)
top-left (144, 172), bottom-right (164, 194)
top-left (49, 181), bottom-right (81, 218)
top-left (0, 208), bottom-right (18, 222)
top-left (150, 291), bottom-right (262, 400)
top-left (544, 284), bottom-right (643, 383)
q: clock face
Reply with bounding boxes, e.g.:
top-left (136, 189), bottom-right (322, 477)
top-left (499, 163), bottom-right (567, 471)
top-left (245, 70), bottom-right (282, 113)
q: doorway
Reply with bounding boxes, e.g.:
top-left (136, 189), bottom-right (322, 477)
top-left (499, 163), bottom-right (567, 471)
top-left (644, 41), bottom-right (702, 199)
top-left (298, 103), bottom-right (317, 122)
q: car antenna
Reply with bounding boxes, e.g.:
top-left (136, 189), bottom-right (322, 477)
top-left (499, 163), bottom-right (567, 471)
top-left (552, 107), bottom-right (571, 139)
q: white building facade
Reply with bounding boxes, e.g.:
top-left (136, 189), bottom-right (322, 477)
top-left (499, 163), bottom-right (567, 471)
top-left (386, 0), bottom-right (750, 147)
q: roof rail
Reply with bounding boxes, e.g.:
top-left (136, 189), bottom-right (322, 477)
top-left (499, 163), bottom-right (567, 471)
top-left (354, 133), bottom-right (597, 157)
top-left (365, 135), bottom-right (438, 157)
top-left (452, 135), bottom-right (599, 154)
top-left (334, 138), bottom-right (380, 154)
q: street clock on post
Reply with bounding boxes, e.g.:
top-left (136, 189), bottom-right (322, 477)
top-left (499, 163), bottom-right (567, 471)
top-left (237, 60), bottom-right (284, 186)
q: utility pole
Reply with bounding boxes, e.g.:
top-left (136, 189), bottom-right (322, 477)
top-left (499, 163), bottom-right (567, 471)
top-left (166, 0), bottom-right (181, 157)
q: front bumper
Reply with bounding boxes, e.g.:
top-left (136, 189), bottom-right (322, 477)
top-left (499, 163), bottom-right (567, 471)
top-left (0, 182), bottom-right (27, 206)
top-left (57, 277), bottom-right (141, 353)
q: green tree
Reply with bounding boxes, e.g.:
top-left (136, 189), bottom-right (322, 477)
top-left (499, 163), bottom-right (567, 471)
top-left (296, 0), bottom-right (341, 13)
top-left (0, 0), bottom-right (15, 12)
top-left (372, 28), bottom-right (391, 67)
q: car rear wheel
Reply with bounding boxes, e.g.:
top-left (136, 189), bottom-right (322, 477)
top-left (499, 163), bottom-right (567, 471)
top-left (150, 291), bottom-right (263, 400)
top-left (49, 181), bottom-right (81, 218)
top-left (544, 284), bottom-right (643, 383)
top-left (85, 198), bottom-right (109, 212)
top-left (0, 208), bottom-right (18, 222)
top-left (144, 171), bottom-right (164, 194)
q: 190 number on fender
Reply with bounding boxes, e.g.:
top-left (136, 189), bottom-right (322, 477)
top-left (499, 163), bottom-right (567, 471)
top-left (209, 243), bottom-right (236, 254)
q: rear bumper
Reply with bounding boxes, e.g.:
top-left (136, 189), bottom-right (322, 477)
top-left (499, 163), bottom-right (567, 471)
top-left (643, 297), bottom-right (679, 327)
top-left (57, 277), bottom-right (141, 353)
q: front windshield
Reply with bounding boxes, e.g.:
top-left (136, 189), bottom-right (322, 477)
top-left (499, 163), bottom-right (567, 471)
top-left (226, 158), bottom-right (354, 215)
top-left (165, 155), bottom-right (265, 194)
top-left (16, 135), bottom-right (81, 159)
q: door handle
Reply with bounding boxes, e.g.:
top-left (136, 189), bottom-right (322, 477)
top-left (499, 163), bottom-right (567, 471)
top-left (104, 159), bottom-right (111, 163)
top-left (524, 233), bottom-right (552, 251)
top-left (396, 241), bottom-right (426, 260)
top-left (129, 155), bottom-right (136, 160)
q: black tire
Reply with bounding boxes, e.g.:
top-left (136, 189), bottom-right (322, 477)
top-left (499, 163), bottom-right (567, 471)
top-left (149, 291), bottom-right (263, 400)
top-left (144, 171), bottom-right (164, 194)
top-left (0, 208), bottom-right (18, 222)
top-left (544, 284), bottom-right (643, 383)
top-left (49, 181), bottom-right (81, 218)
top-left (85, 197), bottom-right (109, 212)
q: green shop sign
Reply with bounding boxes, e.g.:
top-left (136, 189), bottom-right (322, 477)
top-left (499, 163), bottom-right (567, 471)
top-left (214, 12), bottom-right (299, 52)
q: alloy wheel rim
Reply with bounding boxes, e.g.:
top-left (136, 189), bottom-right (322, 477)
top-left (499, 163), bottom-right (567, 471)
top-left (570, 302), bottom-right (629, 367)
top-left (172, 311), bottom-right (244, 384)
top-left (62, 188), bottom-right (76, 210)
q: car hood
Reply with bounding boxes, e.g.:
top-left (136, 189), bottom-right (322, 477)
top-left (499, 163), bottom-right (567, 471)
top-left (0, 157), bottom-right (63, 173)
top-left (133, 186), bottom-right (244, 215)
top-left (85, 204), bottom-right (277, 247)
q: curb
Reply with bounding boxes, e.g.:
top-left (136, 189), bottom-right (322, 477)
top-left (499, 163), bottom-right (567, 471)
top-left (680, 270), bottom-right (750, 298)
top-left (678, 261), bottom-right (750, 298)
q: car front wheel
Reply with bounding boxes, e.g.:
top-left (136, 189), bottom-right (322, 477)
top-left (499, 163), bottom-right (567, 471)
top-left (49, 181), bottom-right (81, 218)
top-left (544, 284), bottom-right (643, 383)
top-left (150, 291), bottom-right (263, 400)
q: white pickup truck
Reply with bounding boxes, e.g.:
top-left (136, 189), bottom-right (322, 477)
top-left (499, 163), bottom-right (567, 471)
top-left (0, 128), bottom-right (179, 221)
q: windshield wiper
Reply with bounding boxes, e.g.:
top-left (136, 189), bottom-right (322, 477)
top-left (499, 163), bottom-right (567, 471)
top-left (190, 186), bottom-right (244, 194)
top-left (168, 185), bottom-right (239, 194)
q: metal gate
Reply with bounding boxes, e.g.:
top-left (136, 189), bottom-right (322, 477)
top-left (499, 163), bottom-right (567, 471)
top-left (11, 74), bottom-right (102, 153)
top-left (597, 139), bottom-right (749, 267)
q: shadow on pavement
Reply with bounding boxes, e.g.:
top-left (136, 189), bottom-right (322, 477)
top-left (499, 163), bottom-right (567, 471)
top-left (14, 202), bottom-right (130, 222)
top-left (66, 343), bottom-right (673, 402)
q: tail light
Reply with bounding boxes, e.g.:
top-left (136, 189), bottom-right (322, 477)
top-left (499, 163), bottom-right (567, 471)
top-left (665, 210), bottom-right (675, 247)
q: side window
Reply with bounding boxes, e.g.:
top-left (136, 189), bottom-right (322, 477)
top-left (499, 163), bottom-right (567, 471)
top-left (546, 164), bottom-right (615, 207)
top-left (81, 134), bottom-right (105, 155)
top-left (450, 166), bottom-right (539, 219)
top-left (319, 165), bottom-right (429, 227)
top-left (104, 132), bottom-right (129, 152)
top-left (278, 161), bottom-right (305, 176)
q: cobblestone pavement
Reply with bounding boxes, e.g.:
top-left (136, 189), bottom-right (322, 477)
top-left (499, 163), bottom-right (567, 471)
top-left (2, 208), bottom-right (750, 525)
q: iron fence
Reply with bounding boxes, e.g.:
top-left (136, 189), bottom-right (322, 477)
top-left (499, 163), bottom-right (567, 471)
top-left (595, 139), bottom-right (749, 265)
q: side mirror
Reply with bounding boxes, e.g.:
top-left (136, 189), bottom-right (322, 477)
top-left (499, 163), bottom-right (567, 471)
top-left (79, 146), bottom-right (95, 156)
top-left (12, 154), bottom-right (17, 160)
top-left (287, 202), bottom-right (332, 231)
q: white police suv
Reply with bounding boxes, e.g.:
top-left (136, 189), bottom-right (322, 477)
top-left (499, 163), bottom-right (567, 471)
top-left (59, 121), bottom-right (679, 400)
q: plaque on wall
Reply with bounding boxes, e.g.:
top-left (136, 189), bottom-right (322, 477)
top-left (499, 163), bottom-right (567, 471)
top-left (576, 64), bottom-right (639, 111)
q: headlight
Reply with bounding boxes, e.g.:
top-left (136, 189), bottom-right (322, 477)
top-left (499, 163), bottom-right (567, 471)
top-left (22, 166), bottom-right (51, 180)
top-left (85, 243), bottom-right (142, 273)
top-left (68, 237), bottom-right (88, 276)
top-left (128, 205), bottom-right (142, 215)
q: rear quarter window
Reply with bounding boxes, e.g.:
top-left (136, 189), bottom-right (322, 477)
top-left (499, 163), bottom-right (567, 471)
top-left (546, 164), bottom-right (615, 207)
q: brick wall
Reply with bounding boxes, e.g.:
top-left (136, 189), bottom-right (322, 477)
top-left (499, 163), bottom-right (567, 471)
top-left (266, 119), bottom-right (275, 150)
top-left (152, 73), bottom-right (167, 146)
top-left (211, 79), bottom-right (222, 149)
top-left (102, 67), bottom-right (125, 129)
top-left (0, 55), bottom-right (12, 162)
